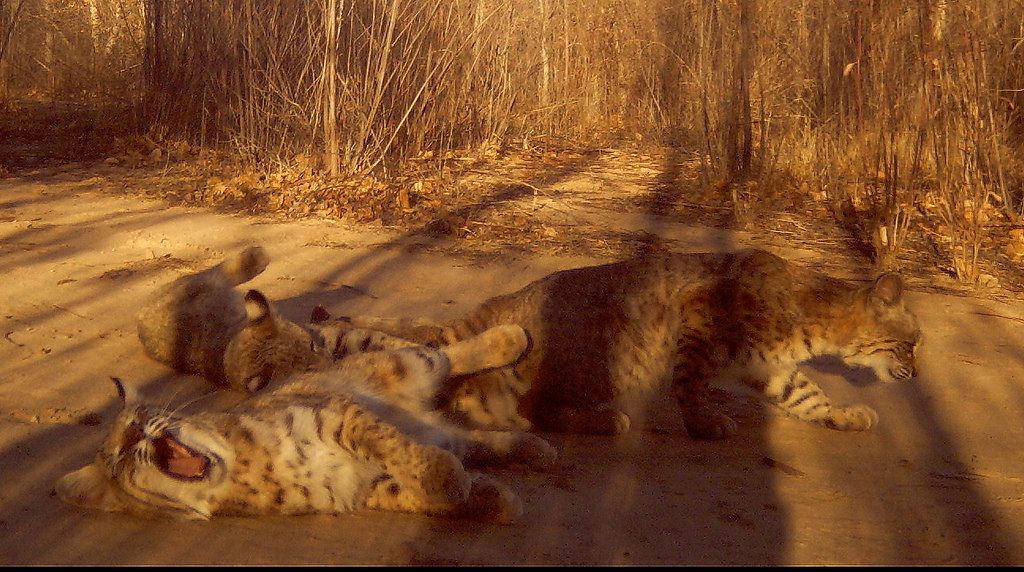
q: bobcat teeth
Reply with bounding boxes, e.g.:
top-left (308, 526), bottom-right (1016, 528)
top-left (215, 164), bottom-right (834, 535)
top-left (154, 434), bottom-right (209, 480)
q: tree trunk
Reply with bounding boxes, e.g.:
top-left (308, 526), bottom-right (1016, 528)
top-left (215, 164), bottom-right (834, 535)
top-left (724, 0), bottom-right (754, 177)
top-left (323, 0), bottom-right (340, 177)
top-left (143, 0), bottom-right (164, 111)
top-left (538, 0), bottom-right (550, 109)
top-left (86, 0), bottom-right (101, 94)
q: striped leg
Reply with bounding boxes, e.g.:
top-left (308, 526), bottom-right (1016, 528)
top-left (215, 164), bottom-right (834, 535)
top-left (671, 348), bottom-right (738, 440)
top-left (762, 369), bottom-right (878, 431)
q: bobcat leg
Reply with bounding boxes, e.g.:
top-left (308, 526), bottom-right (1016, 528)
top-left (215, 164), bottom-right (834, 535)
top-left (444, 369), bottom-right (533, 432)
top-left (328, 328), bottom-right (422, 359)
top-left (311, 311), bottom-right (447, 346)
top-left (672, 380), bottom-right (739, 440)
top-left (330, 324), bottom-right (527, 377)
top-left (439, 324), bottom-right (529, 377)
top-left (458, 473), bottom-right (523, 524)
top-left (321, 389), bottom-right (522, 523)
top-left (456, 429), bottom-right (558, 470)
top-left (762, 369), bottom-right (878, 431)
top-left (671, 341), bottom-right (738, 440)
top-left (361, 443), bottom-right (523, 524)
top-left (536, 405), bottom-right (631, 436)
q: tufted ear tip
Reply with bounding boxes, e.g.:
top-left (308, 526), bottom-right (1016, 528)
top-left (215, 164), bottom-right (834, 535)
top-left (109, 376), bottom-right (138, 408)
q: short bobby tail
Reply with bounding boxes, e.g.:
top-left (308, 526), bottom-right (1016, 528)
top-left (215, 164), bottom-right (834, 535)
top-left (219, 246), bottom-right (270, 285)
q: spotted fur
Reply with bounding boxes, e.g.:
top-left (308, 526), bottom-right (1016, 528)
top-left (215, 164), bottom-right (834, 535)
top-left (56, 325), bottom-right (556, 523)
top-left (316, 248), bottom-right (922, 438)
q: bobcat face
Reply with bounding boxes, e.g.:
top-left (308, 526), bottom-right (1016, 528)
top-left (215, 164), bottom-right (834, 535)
top-left (223, 290), bottom-right (332, 393)
top-left (56, 378), bottom-right (232, 520)
top-left (841, 274), bottom-right (922, 383)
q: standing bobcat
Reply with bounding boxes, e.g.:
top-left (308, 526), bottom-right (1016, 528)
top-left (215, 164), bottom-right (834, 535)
top-left (315, 248), bottom-right (922, 439)
top-left (59, 301), bottom-right (555, 522)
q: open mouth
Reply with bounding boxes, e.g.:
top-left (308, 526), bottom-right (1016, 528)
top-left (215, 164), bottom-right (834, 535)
top-left (152, 433), bottom-right (210, 481)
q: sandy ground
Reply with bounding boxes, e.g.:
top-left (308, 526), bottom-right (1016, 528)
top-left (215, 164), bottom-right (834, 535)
top-left (3, 163), bottom-right (1024, 565)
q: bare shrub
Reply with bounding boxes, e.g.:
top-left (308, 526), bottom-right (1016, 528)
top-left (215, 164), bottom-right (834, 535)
top-left (3, 0), bottom-right (1024, 284)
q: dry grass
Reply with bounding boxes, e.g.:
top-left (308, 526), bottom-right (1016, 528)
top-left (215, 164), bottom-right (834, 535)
top-left (2, 0), bottom-right (1023, 285)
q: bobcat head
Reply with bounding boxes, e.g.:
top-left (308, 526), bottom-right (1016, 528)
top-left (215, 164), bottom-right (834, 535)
top-left (222, 290), bottom-right (332, 393)
top-left (840, 273), bottom-right (922, 383)
top-left (55, 377), bottom-right (232, 520)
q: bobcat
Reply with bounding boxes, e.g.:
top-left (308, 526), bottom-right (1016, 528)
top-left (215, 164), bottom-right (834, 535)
top-left (137, 246), bottom-right (345, 393)
top-left (57, 303), bottom-right (556, 523)
top-left (63, 246), bottom-right (556, 522)
top-left (314, 248), bottom-right (922, 439)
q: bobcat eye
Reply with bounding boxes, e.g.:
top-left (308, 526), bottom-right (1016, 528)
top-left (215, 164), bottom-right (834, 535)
top-left (245, 363), bottom-right (275, 393)
top-left (309, 332), bottom-right (326, 353)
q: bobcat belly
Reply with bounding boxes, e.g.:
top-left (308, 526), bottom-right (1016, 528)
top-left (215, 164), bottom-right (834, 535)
top-left (213, 407), bottom-right (382, 516)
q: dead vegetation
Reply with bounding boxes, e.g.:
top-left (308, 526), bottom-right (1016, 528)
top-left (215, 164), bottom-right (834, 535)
top-left (1, 0), bottom-right (1023, 292)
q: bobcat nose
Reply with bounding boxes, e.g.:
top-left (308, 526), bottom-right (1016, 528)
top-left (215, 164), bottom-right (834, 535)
top-left (122, 422), bottom-right (145, 452)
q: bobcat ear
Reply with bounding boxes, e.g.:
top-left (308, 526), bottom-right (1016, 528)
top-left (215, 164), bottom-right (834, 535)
top-left (55, 464), bottom-right (128, 513)
top-left (244, 290), bottom-right (276, 331)
top-left (310, 305), bottom-right (331, 324)
top-left (110, 377), bottom-right (139, 409)
top-left (870, 273), bottom-right (904, 306)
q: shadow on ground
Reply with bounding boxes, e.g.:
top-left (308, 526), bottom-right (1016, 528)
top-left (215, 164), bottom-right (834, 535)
top-left (1, 98), bottom-right (1023, 564)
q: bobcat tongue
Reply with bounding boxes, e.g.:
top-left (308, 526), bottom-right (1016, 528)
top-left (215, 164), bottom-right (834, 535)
top-left (162, 436), bottom-right (208, 479)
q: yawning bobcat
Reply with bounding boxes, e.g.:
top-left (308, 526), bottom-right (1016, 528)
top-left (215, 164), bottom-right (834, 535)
top-left (58, 313), bottom-right (555, 522)
top-left (64, 246), bottom-right (555, 522)
top-left (314, 248), bottom-right (922, 439)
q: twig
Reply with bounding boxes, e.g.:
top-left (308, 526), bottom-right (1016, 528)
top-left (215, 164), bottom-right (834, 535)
top-left (51, 304), bottom-right (89, 320)
top-left (971, 311), bottom-right (1024, 325)
top-left (4, 331), bottom-right (24, 347)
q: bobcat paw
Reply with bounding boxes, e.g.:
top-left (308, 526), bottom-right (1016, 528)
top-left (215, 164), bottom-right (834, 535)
top-left (825, 404), bottom-right (878, 431)
top-left (462, 473), bottom-right (523, 525)
top-left (511, 433), bottom-right (558, 470)
top-left (417, 449), bottom-right (472, 509)
top-left (584, 409), bottom-right (631, 435)
top-left (483, 324), bottom-right (530, 366)
top-left (683, 412), bottom-right (738, 440)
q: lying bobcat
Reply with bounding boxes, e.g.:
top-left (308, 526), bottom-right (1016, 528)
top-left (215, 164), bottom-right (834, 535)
top-left (135, 245), bottom-right (537, 398)
top-left (315, 248), bottom-right (922, 439)
top-left (136, 245), bottom-right (351, 393)
top-left (136, 245), bottom-right (276, 392)
top-left (57, 299), bottom-right (555, 522)
top-left (63, 246), bottom-right (555, 522)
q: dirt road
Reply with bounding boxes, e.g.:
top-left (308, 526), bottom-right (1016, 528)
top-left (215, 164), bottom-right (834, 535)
top-left (2, 164), bottom-right (1024, 565)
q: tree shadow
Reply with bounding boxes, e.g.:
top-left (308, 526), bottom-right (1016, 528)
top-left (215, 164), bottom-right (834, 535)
top-left (2, 151), bottom-right (1023, 564)
top-left (1, 40), bottom-right (1022, 565)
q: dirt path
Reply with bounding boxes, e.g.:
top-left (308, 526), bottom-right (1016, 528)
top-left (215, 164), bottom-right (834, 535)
top-left (2, 163), bottom-right (1024, 565)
